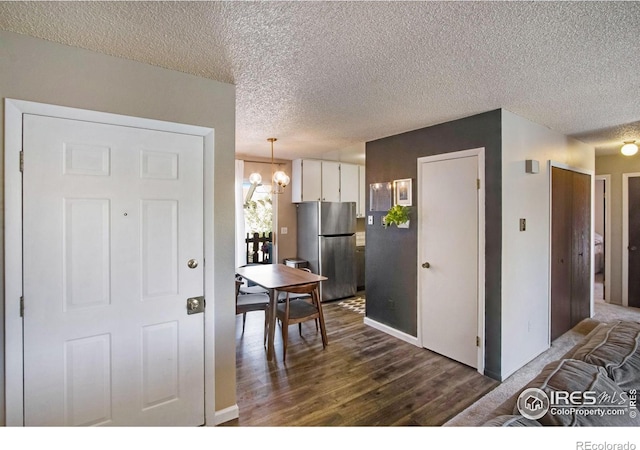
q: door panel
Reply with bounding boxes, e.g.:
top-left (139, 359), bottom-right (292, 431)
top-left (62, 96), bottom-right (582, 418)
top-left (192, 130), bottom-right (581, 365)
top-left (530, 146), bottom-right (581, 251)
top-left (22, 114), bottom-right (205, 426)
top-left (551, 168), bottom-right (572, 341)
top-left (551, 167), bottom-right (591, 341)
top-left (420, 155), bottom-right (479, 368)
top-left (321, 161), bottom-right (341, 202)
top-left (571, 171), bottom-right (592, 324)
top-left (629, 176), bottom-right (640, 307)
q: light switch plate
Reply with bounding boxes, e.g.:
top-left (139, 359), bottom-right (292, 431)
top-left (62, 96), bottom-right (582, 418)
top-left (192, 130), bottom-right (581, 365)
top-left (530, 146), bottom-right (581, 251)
top-left (368, 215), bottom-right (374, 225)
top-left (281, 227), bottom-right (288, 234)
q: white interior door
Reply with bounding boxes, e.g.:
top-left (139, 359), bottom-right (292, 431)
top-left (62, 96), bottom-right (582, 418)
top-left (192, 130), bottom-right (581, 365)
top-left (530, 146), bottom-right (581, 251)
top-left (419, 153), bottom-right (480, 368)
top-left (22, 114), bottom-right (205, 426)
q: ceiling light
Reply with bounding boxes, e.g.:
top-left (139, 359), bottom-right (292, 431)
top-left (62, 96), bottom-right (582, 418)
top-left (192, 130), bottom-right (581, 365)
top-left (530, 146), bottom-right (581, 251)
top-left (245, 172), bottom-right (262, 203)
top-left (249, 172), bottom-right (262, 185)
top-left (621, 140), bottom-right (638, 156)
top-left (268, 138), bottom-right (289, 194)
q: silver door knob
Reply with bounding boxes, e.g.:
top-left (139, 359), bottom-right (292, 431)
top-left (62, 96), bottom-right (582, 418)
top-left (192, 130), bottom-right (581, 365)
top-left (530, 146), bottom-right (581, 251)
top-left (187, 259), bottom-right (198, 269)
top-left (186, 296), bottom-right (205, 315)
top-left (422, 262), bottom-right (430, 269)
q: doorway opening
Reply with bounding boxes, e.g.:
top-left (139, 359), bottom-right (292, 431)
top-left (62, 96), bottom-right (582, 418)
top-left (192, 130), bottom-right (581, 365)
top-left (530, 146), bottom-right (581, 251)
top-left (417, 148), bottom-right (485, 373)
top-left (594, 176), bottom-right (608, 303)
top-left (240, 161), bottom-right (275, 265)
top-left (4, 98), bottom-right (217, 426)
top-left (623, 173), bottom-right (640, 308)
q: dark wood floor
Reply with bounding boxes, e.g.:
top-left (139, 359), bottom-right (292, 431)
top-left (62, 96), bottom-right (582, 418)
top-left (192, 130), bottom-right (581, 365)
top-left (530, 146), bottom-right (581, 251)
top-left (223, 296), bottom-right (499, 426)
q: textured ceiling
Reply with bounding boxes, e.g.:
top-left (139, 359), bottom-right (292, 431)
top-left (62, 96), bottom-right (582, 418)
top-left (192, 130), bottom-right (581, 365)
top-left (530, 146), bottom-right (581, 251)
top-left (1, 1), bottom-right (639, 162)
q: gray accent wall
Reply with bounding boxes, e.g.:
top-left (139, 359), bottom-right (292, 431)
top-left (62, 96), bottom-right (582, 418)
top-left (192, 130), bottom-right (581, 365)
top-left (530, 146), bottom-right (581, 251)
top-left (365, 110), bottom-right (502, 380)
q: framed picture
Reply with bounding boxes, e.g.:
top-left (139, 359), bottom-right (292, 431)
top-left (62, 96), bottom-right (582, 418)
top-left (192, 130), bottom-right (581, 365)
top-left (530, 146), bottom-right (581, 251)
top-left (394, 178), bottom-right (412, 206)
top-left (369, 182), bottom-right (392, 211)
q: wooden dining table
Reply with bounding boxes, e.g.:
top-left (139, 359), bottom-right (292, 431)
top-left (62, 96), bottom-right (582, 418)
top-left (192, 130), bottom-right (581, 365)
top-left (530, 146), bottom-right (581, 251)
top-left (235, 263), bottom-right (327, 361)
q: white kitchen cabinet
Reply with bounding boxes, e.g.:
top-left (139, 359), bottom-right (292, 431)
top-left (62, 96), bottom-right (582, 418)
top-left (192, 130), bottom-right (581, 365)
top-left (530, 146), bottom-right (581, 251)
top-left (321, 161), bottom-right (341, 202)
top-left (292, 159), bottom-right (364, 208)
top-left (292, 159), bottom-right (340, 202)
top-left (292, 159), bottom-right (322, 202)
top-left (339, 163), bottom-right (359, 206)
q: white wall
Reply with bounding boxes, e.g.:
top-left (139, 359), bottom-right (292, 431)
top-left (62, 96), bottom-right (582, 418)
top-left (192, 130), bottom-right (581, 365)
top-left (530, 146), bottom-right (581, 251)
top-left (500, 110), bottom-right (595, 379)
top-left (0, 31), bottom-right (237, 425)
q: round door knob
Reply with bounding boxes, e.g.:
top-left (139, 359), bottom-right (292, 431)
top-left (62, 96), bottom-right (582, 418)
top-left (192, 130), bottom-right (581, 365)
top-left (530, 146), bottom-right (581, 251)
top-left (187, 259), bottom-right (198, 269)
top-left (422, 262), bottom-right (430, 269)
top-left (189, 299), bottom-right (200, 310)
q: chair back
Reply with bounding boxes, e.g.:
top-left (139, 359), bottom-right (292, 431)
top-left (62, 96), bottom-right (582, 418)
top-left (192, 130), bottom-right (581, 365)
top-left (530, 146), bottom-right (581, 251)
top-left (279, 282), bottom-right (318, 296)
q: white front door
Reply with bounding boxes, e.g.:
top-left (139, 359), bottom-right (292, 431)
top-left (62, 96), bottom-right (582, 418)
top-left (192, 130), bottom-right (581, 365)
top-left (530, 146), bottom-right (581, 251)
top-left (419, 152), bottom-right (481, 369)
top-left (22, 114), bottom-right (205, 426)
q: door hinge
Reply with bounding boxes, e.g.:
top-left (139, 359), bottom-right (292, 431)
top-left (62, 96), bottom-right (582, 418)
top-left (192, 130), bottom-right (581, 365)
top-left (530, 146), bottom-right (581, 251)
top-left (20, 296), bottom-right (24, 317)
top-left (20, 151), bottom-right (24, 172)
top-left (476, 336), bottom-right (481, 347)
top-left (477, 179), bottom-right (480, 190)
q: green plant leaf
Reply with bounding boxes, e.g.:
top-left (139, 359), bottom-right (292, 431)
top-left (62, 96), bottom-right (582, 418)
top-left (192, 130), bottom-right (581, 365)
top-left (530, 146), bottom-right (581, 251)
top-left (383, 205), bottom-right (410, 228)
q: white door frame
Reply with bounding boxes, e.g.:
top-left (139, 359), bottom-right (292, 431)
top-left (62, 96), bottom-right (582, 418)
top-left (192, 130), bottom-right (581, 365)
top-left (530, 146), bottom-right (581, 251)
top-left (4, 99), bottom-right (216, 426)
top-left (595, 174), bottom-right (612, 304)
top-left (416, 148), bottom-right (486, 373)
top-left (622, 172), bottom-right (640, 307)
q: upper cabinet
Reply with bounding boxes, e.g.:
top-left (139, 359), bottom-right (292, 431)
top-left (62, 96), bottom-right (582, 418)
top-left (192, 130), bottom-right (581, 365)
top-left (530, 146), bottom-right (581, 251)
top-left (340, 163), bottom-right (359, 205)
top-left (358, 165), bottom-right (366, 218)
top-left (321, 161), bottom-right (341, 202)
top-left (292, 159), bottom-right (366, 217)
top-left (292, 159), bottom-right (322, 202)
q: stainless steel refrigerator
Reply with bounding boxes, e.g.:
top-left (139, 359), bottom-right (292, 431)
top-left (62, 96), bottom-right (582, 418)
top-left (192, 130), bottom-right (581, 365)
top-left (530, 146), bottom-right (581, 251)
top-left (296, 202), bottom-right (357, 302)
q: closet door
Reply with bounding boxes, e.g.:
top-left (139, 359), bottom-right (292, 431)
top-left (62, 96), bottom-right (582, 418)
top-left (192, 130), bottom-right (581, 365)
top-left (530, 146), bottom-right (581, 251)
top-left (551, 167), bottom-right (591, 341)
top-left (628, 176), bottom-right (640, 307)
top-left (571, 170), bottom-right (591, 325)
top-left (551, 167), bottom-right (573, 341)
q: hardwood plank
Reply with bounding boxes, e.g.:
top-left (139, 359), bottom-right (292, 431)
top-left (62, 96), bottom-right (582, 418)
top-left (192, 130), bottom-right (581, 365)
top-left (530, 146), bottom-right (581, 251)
top-left (225, 296), bottom-right (498, 426)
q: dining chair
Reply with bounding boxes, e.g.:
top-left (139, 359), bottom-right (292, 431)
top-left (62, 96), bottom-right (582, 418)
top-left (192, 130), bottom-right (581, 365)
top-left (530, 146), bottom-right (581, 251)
top-left (275, 280), bottom-right (328, 360)
top-left (277, 267), bottom-right (313, 302)
top-left (237, 264), bottom-right (269, 295)
top-left (235, 277), bottom-right (270, 339)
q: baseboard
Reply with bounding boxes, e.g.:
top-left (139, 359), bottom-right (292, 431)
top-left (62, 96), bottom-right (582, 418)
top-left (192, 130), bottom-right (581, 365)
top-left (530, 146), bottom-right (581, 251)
top-left (213, 404), bottom-right (239, 425)
top-left (363, 317), bottom-right (420, 346)
top-left (483, 368), bottom-right (503, 382)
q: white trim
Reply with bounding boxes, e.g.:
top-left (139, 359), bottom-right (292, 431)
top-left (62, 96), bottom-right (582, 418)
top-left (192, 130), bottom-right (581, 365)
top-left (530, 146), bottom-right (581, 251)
top-left (363, 317), bottom-right (420, 347)
top-left (4, 98), bottom-right (216, 426)
top-left (202, 130), bottom-right (217, 426)
top-left (213, 404), bottom-right (239, 425)
top-left (548, 161), bottom-right (595, 345)
top-left (595, 175), bottom-right (611, 304)
top-left (549, 160), bottom-right (593, 177)
top-left (416, 148), bottom-right (486, 374)
top-left (4, 99), bottom-right (24, 425)
top-left (622, 172), bottom-right (640, 307)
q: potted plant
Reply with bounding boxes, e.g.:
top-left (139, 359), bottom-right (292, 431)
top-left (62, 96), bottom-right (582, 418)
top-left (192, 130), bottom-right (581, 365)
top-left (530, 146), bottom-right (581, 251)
top-left (383, 204), bottom-right (411, 229)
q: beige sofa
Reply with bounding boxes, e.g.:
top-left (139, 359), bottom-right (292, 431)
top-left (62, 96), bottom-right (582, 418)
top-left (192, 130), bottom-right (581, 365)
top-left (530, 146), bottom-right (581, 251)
top-left (484, 320), bottom-right (640, 427)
